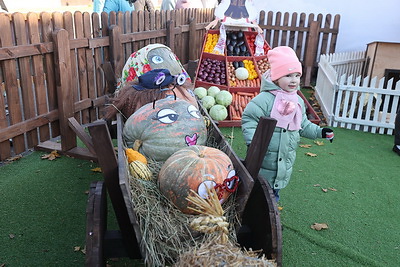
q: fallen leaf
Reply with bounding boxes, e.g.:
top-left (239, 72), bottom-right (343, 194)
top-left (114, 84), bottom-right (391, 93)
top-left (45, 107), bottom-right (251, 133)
top-left (41, 150), bottom-right (60, 161)
top-left (321, 188), bottom-right (328, 193)
top-left (74, 246), bottom-right (81, 252)
top-left (91, 167), bottom-right (102, 173)
top-left (311, 223), bottom-right (329, 231)
top-left (314, 140), bottom-right (324, 146)
top-left (305, 152), bottom-right (317, 157)
top-left (313, 184), bottom-right (321, 187)
top-left (328, 187), bottom-right (337, 191)
top-left (278, 206), bottom-right (283, 211)
top-left (81, 246), bottom-right (86, 255)
top-left (9, 233), bottom-right (15, 239)
top-left (5, 155), bottom-right (22, 162)
top-left (84, 190), bottom-right (90, 195)
top-left (300, 144), bottom-right (312, 148)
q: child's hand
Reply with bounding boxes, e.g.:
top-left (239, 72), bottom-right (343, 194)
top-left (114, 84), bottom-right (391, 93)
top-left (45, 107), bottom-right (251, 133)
top-left (322, 128), bottom-right (334, 143)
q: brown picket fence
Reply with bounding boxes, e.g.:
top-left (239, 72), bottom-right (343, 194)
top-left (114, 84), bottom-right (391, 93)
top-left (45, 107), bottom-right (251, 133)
top-left (0, 9), bottom-right (339, 161)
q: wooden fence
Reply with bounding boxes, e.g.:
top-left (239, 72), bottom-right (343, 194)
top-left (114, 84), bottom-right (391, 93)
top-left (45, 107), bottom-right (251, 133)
top-left (0, 9), bottom-right (340, 161)
top-left (315, 52), bottom-right (400, 134)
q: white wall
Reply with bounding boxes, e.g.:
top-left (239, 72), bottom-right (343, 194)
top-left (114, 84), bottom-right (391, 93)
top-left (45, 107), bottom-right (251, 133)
top-left (253, 0), bottom-right (400, 53)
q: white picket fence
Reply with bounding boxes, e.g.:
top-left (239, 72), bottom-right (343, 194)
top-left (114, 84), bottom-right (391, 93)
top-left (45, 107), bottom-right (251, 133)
top-left (315, 51), bottom-right (400, 134)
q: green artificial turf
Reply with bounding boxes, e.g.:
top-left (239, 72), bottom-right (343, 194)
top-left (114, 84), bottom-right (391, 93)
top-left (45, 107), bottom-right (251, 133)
top-left (0, 151), bottom-right (102, 266)
top-left (1, 126), bottom-right (399, 266)
top-left (219, 126), bottom-right (400, 267)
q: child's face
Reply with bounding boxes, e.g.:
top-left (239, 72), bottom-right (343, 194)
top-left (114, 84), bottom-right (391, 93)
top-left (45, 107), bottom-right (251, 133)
top-left (276, 72), bottom-right (301, 92)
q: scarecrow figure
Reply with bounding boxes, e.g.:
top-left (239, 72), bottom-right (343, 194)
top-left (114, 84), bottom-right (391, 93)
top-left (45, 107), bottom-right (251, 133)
top-left (205, 0), bottom-right (262, 33)
top-left (104, 44), bottom-right (197, 121)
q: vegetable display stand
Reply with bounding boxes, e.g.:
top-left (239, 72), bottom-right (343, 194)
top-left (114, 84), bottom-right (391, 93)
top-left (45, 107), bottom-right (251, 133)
top-left (195, 29), bottom-right (321, 127)
top-left (85, 103), bottom-right (282, 266)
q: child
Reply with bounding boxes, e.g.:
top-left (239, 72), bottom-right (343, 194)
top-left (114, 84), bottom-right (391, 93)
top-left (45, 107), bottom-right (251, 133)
top-left (241, 46), bottom-right (334, 202)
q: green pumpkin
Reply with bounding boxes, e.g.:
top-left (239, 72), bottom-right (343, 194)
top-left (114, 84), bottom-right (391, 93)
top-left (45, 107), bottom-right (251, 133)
top-left (123, 98), bottom-right (207, 162)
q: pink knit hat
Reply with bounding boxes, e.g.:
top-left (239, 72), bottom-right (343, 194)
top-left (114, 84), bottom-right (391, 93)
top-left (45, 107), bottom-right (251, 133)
top-left (267, 46), bottom-right (302, 81)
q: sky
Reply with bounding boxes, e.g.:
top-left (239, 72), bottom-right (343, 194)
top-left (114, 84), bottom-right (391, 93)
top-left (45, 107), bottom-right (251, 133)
top-left (253, 0), bottom-right (400, 52)
top-left (3, 0), bottom-right (399, 53)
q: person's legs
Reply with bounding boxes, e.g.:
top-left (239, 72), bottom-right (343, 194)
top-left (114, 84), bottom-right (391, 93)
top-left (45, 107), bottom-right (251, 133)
top-left (273, 189), bottom-right (280, 202)
top-left (393, 106), bottom-right (400, 155)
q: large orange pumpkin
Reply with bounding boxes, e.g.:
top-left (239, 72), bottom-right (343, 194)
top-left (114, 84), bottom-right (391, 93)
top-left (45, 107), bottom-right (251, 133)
top-left (158, 145), bottom-right (239, 214)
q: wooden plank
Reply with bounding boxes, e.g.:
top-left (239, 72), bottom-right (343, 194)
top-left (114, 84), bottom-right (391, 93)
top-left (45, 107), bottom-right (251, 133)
top-left (296, 13), bottom-right (306, 58)
top-left (154, 10), bottom-right (162, 48)
top-left (143, 10), bottom-right (150, 47)
top-left (238, 176), bottom-right (282, 266)
top-left (166, 20), bottom-right (175, 51)
top-left (320, 14), bottom-right (331, 55)
top-left (0, 74), bottom-right (11, 160)
top-left (288, 12), bottom-right (297, 49)
top-left (52, 29), bottom-right (77, 151)
top-left (0, 110), bottom-right (58, 143)
top-left (109, 25), bottom-right (124, 89)
top-left (85, 181), bottom-right (107, 267)
top-left (83, 12), bottom-right (97, 122)
top-left (91, 12), bottom-right (104, 119)
top-left (74, 11), bottom-right (90, 125)
top-left (123, 11), bottom-right (133, 62)
top-left (0, 14), bottom-right (12, 160)
top-left (41, 12), bottom-right (60, 138)
top-left (116, 114), bottom-right (145, 258)
top-left (27, 12), bottom-right (50, 143)
top-left (13, 13), bottom-right (38, 148)
top-left (272, 12), bottom-right (281, 47)
top-left (244, 117), bottom-right (277, 180)
top-left (88, 120), bottom-right (142, 260)
top-left (304, 20), bottom-right (321, 86)
top-left (63, 11), bottom-right (81, 123)
top-left (131, 10), bottom-right (140, 53)
top-left (188, 17), bottom-right (197, 61)
top-left (0, 13), bottom-right (25, 155)
top-left (67, 117), bottom-right (96, 156)
top-left (0, 42), bottom-right (54, 60)
top-left (281, 12), bottom-right (289, 46)
top-left (329, 14), bottom-right (340, 54)
top-left (148, 9), bottom-right (156, 46)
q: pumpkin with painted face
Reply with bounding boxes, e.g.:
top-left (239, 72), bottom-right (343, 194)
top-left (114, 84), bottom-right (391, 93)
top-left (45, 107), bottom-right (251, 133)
top-left (123, 98), bottom-right (207, 162)
top-left (158, 145), bottom-right (239, 214)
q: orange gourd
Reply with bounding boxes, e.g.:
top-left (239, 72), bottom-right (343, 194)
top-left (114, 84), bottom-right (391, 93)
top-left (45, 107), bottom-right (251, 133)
top-left (125, 148), bottom-right (147, 165)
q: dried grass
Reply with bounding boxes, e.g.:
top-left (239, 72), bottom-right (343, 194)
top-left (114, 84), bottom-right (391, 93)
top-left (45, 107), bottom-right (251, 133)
top-left (128, 160), bottom-right (239, 266)
top-left (175, 187), bottom-right (277, 267)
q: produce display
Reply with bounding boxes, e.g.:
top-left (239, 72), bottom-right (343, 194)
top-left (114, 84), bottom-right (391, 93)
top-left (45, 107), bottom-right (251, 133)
top-left (194, 86), bottom-right (233, 121)
top-left (196, 29), bottom-right (271, 125)
top-left (203, 32), bottom-right (221, 55)
top-left (196, 57), bottom-right (227, 86)
top-left (226, 31), bottom-right (251, 57)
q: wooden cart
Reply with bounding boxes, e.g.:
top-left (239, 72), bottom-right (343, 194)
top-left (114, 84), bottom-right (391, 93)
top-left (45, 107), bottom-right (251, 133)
top-left (85, 103), bottom-right (282, 266)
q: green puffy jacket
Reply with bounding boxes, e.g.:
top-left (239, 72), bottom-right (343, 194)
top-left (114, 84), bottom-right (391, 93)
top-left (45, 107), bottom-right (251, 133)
top-left (241, 78), bottom-right (323, 190)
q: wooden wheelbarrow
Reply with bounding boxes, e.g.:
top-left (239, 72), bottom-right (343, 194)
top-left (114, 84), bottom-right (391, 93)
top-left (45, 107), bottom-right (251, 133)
top-left (85, 105), bottom-right (281, 266)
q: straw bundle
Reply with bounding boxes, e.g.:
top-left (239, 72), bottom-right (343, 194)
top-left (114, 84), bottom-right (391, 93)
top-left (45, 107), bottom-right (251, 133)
top-left (174, 187), bottom-right (277, 267)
